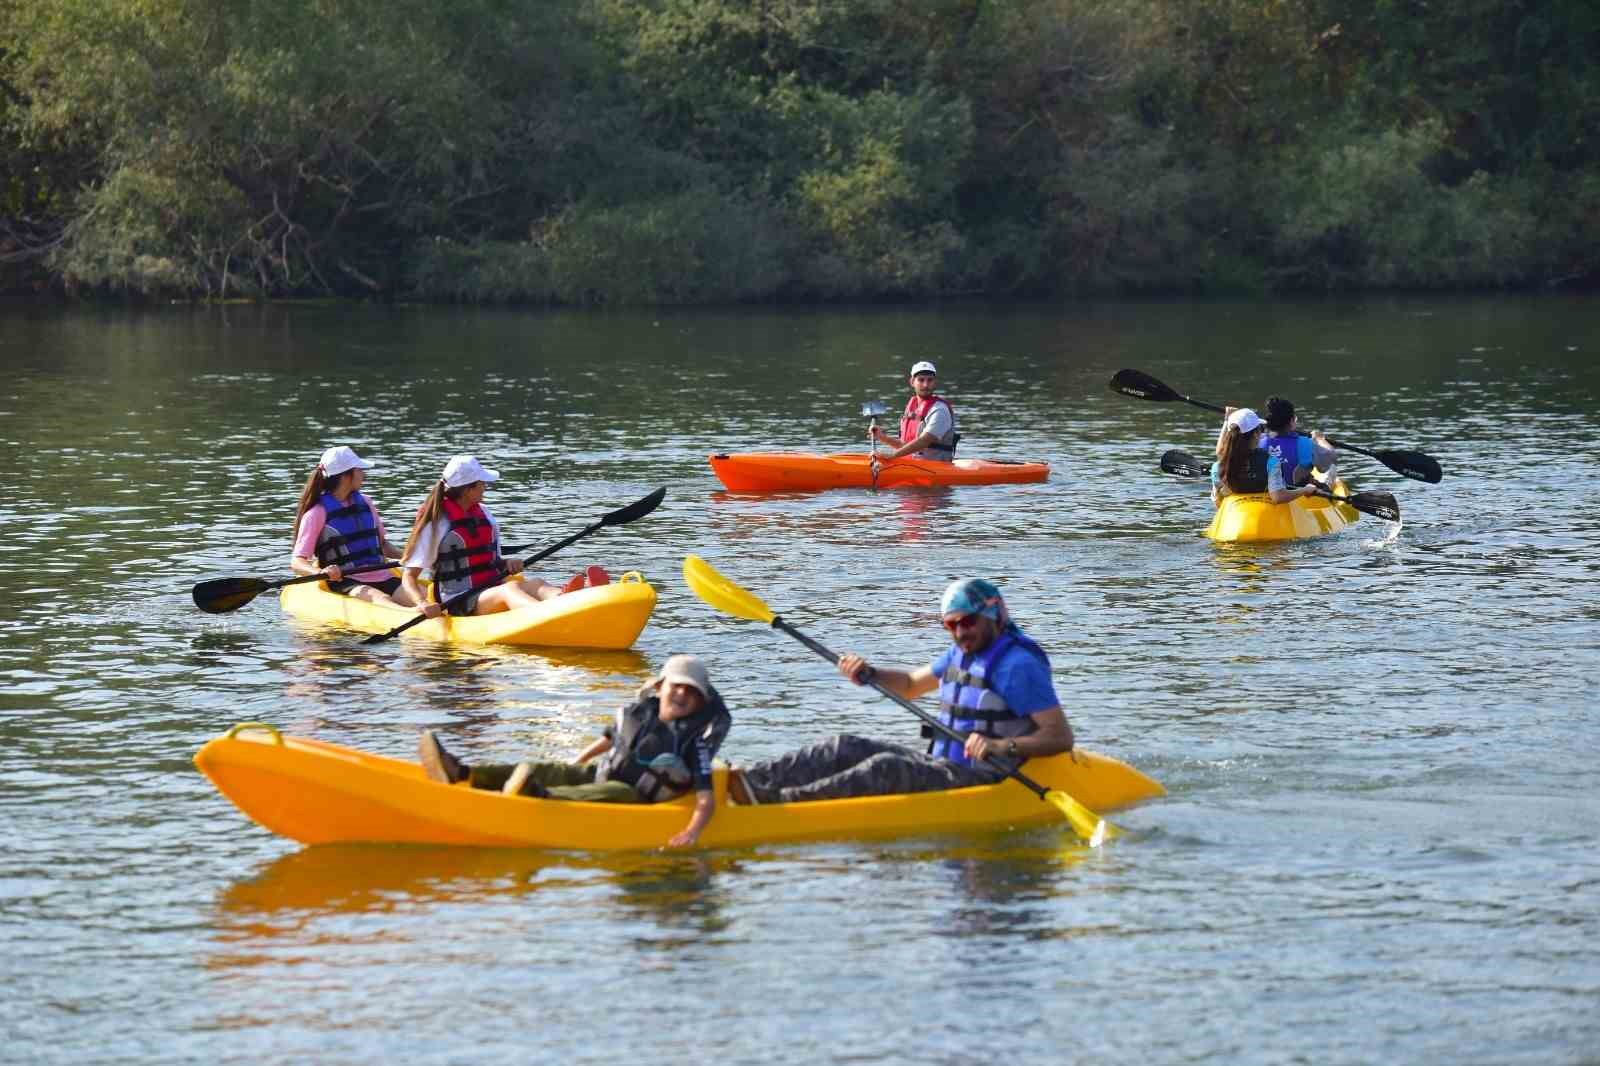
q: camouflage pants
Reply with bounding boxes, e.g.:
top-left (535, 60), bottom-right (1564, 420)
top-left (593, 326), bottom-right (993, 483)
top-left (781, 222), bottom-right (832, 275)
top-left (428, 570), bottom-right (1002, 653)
top-left (469, 761), bottom-right (640, 802)
top-left (739, 733), bottom-right (1002, 804)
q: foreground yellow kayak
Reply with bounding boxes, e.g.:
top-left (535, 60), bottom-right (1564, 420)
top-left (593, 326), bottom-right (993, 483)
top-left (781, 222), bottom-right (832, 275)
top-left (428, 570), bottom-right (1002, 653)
top-left (196, 724), bottom-right (1165, 851)
top-left (1205, 478), bottom-right (1360, 542)
top-left (280, 570), bottom-right (657, 649)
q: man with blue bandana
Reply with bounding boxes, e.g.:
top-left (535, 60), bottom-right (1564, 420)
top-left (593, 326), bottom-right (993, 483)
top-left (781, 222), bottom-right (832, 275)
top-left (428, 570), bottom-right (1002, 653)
top-left (729, 579), bottom-right (1074, 805)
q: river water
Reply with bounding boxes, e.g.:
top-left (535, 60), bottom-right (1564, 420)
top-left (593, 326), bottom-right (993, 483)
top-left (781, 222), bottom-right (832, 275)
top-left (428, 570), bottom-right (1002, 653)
top-left (2, 297), bottom-right (1597, 1064)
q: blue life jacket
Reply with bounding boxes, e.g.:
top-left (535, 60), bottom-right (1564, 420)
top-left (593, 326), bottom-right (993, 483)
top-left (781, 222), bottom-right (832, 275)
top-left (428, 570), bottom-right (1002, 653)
top-left (314, 491), bottom-right (384, 571)
top-left (1264, 433), bottom-right (1313, 485)
top-left (931, 630), bottom-right (1044, 767)
top-left (595, 690), bottom-right (732, 801)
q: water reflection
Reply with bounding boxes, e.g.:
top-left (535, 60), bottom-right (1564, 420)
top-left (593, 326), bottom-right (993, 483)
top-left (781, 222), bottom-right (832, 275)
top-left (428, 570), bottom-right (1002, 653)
top-left (892, 486), bottom-right (955, 544)
top-left (210, 844), bottom-right (736, 947)
top-left (706, 485), bottom-right (958, 546)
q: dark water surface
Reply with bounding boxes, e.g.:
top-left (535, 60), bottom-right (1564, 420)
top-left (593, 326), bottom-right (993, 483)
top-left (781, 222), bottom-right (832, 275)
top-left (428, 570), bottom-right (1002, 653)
top-left (2, 298), bottom-right (1597, 1064)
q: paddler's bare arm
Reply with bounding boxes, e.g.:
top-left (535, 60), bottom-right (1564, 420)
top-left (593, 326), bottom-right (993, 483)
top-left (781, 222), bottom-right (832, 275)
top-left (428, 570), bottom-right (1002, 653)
top-left (837, 655), bottom-right (938, 699)
top-left (666, 790), bottom-right (715, 849)
top-left (964, 707), bottom-right (1073, 762)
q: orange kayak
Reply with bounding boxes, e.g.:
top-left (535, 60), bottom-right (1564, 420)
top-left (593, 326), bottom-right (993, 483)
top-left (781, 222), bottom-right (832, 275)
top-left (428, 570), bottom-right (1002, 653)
top-left (709, 452), bottom-right (1049, 492)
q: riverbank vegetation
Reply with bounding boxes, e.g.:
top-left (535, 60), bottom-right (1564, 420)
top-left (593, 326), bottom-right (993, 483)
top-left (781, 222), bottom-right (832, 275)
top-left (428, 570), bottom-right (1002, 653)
top-left (3, 0), bottom-right (1596, 303)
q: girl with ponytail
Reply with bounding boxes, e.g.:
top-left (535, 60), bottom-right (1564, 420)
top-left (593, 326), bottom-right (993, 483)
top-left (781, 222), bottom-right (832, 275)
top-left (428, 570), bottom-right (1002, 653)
top-left (290, 446), bottom-right (415, 607)
top-left (399, 455), bottom-right (604, 619)
top-left (1210, 409), bottom-right (1323, 506)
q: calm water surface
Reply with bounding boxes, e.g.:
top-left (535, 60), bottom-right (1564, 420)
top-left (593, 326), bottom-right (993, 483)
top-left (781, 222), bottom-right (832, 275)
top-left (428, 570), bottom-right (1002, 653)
top-left (2, 298), bottom-right (1597, 1064)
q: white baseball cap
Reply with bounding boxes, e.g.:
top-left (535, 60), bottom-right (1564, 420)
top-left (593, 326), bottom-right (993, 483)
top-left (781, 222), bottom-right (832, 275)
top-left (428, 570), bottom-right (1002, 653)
top-left (441, 455), bottom-right (501, 489)
top-left (1227, 408), bottom-right (1265, 434)
top-left (319, 445), bottom-right (373, 477)
top-left (658, 654), bottom-right (711, 697)
top-left (909, 360), bottom-right (937, 376)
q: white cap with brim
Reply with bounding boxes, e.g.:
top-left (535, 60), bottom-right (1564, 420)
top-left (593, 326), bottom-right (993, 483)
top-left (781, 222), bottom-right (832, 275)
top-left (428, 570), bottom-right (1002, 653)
top-left (1227, 408), bottom-right (1265, 434)
top-left (910, 360), bottom-right (937, 376)
top-left (658, 654), bottom-right (711, 697)
top-left (441, 455), bottom-right (501, 489)
top-left (319, 445), bottom-right (374, 477)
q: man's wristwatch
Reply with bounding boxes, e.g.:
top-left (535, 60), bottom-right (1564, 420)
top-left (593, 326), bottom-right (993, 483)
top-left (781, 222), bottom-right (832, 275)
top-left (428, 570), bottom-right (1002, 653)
top-left (1006, 739), bottom-right (1019, 759)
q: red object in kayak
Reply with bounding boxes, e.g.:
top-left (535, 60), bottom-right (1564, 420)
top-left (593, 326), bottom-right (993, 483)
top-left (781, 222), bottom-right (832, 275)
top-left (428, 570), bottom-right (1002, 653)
top-left (709, 452), bottom-right (1050, 492)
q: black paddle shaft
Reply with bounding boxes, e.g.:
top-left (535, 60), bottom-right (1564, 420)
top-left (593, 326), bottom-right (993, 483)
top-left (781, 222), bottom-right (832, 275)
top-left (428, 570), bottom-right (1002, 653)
top-left (1159, 449), bottom-right (1400, 520)
top-left (768, 616), bottom-right (1052, 802)
top-left (192, 558), bottom-right (400, 614)
top-left (1111, 369), bottom-right (1443, 483)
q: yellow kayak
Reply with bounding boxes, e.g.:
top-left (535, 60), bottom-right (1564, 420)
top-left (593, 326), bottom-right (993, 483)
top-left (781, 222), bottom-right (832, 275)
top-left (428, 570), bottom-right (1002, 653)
top-left (280, 570), bottom-right (656, 649)
top-left (196, 724), bottom-right (1165, 851)
top-left (1205, 478), bottom-right (1360, 542)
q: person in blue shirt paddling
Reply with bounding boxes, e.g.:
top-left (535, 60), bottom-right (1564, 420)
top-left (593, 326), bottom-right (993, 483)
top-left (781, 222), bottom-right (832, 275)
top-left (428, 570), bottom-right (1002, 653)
top-left (1261, 396), bottom-right (1336, 487)
top-left (727, 579), bottom-right (1073, 805)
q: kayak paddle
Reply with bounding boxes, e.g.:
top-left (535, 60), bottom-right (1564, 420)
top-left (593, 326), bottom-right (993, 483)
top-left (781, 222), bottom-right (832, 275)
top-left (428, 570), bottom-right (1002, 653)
top-left (681, 553), bottom-right (1118, 846)
top-left (361, 486), bottom-right (667, 645)
top-left (1160, 449), bottom-right (1402, 521)
top-left (862, 400), bottom-right (886, 491)
top-left (193, 559), bottom-right (400, 614)
top-left (1111, 368), bottom-right (1443, 484)
top-left (1159, 449), bottom-right (1210, 479)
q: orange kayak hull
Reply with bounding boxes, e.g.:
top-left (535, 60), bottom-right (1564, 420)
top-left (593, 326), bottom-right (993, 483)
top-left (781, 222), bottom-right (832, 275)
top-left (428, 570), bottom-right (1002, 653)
top-left (709, 452), bottom-right (1049, 492)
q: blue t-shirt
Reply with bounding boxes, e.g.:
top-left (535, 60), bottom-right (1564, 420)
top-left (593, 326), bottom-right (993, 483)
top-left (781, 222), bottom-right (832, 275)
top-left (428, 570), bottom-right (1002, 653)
top-left (930, 637), bottom-right (1061, 720)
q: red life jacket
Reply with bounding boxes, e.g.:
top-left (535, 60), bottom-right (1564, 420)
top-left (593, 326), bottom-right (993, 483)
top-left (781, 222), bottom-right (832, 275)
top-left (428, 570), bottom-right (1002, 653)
top-left (899, 394), bottom-right (957, 461)
top-left (434, 496), bottom-right (503, 601)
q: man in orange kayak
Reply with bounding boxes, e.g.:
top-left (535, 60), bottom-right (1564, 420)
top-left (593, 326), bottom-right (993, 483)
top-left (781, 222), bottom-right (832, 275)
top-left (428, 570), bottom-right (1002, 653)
top-left (869, 360), bottom-right (958, 462)
top-left (728, 579), bottom-right (1073, 804)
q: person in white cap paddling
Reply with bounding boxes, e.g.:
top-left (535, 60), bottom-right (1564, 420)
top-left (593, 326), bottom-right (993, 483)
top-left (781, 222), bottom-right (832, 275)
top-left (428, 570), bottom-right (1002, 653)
top-left (869, 360), bottom-right (958, 462)
top-left (289, 445), bottom-right (417, 607)
top-left (418, 654), bottom-right (733, 848)
top-left (398, 455), bottom-right (606, 618)
top-left (1210, 408), bottom-right (1324, 506)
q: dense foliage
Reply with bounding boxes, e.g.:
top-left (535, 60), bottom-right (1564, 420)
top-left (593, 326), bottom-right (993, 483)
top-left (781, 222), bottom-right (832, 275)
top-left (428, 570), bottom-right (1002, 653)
top-left (2, 0), bottom-right (1596, 302)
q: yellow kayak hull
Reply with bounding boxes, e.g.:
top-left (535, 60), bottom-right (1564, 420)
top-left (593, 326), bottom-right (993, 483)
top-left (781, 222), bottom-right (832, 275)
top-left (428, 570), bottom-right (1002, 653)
top-left (280, 571), bottom-right (656, 649)
top-left (195, 724), bottom-right (1165, 851)
top-left (1204, 478), bottom-right (1360, 543)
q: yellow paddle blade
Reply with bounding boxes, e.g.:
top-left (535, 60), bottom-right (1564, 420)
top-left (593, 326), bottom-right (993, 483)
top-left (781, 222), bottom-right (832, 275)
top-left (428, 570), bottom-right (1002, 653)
top-left (682, 555), bottom-right (777, 624)
top-left (1045, 789), bottom-right (1123, 846)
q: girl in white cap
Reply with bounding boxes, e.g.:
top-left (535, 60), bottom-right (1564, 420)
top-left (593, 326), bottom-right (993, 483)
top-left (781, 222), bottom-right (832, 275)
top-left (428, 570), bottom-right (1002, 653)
top-left (289, 446), bottom-right (416, 607)
top-left (417, 654), bottom-right (732, 848)
top-left (398, 455), bottom-right (576, 617)
top-left (1211, 408), bottom-right (1324, 507)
